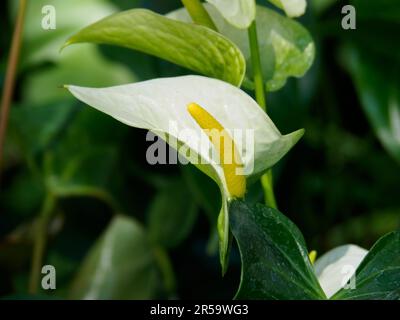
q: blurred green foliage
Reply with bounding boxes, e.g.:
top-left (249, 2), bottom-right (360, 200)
top-left (0, 0), bottom-right (399, 299)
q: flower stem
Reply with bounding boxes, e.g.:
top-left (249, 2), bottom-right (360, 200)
top-left (28, 193), bottom-right (57, 294)
top-left (181, 0), bottom-right (217, 31)
top-left (248, 20), bottom-right (278, 209)
top-left (261, 170), bottom-right (277, 209)
top-left (0, 0), bottom-right (27, 177)
top-left (248, 21), bottom-right (266, 112)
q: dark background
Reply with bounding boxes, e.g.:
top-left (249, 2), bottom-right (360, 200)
top-left (0, 0), bottom-right (399, 299)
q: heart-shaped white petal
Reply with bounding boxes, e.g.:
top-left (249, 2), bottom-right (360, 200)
top-left (269, 0), bottom-right (307, 18)
top-left (66, 75), bottom-right (303, 271)
top-left (66, 75), bottom-right (302, 194)
top-left (206, 0), bottom-right (256, 29)
top-left (314, 244), bottom-right (368, 298)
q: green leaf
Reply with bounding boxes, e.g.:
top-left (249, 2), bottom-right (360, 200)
top-left (342, 46), bottom-right (400, 164)
top-left (147, 178), bottom-right (198, 249)
top-left (332, 231), bottom-right (400, 300)
top-left (205, 0), bottom-right (256, 29)
top-left (69, 215), bottom-right (160, 299)
top-left (168, 5), bottom-right (314, 92)
top-left (63, 9), bottom-right (246, 86)
top-left (229, 200), bottom-right (326, 299)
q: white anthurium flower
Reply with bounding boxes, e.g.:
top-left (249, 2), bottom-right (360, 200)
top-left (206, 0), bottom-right (256, 29)
top-left (314, 244), bottom-right (368, 298)
top-left (65, 75), bottom-right (303, 270)
top-left (269, 0), bottom-right (307, 18)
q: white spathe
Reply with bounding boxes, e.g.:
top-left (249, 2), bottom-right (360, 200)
top-left (315, 244), bottom-right (368, 298)
top-left (206, 0), bottom-right (256, 29)
top-left (66, 75), bottom-right (302, 197)
top-left (270, 0), bottom-right (307, 17)
top-left (66, 75), bottom-right (303, 269)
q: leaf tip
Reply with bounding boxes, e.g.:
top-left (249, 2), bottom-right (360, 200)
top-left (59, 38), bottom-right (75, 53)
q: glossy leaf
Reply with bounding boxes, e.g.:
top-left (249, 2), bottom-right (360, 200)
top-left (148, 179), bottom-right (198, 249)
top-left (168, 5), bottom-right (315, 92)
top-left (332, 231), bottom-right (400, 300)
top-left (63, 9), bottom-right (245, 86)
top-left (230, 200), bottom-right (326, 299)
top-left (69, 215), bottom-right (160, 299)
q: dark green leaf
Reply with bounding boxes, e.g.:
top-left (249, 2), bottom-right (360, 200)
top-left (230, 200), bottom-right (326, 299)
top-left (342, 46), bottom-right (400, 164)
top-left (332, 231), bottom-right (400, 300)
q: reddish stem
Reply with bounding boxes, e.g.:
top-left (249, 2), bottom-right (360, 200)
top-left (0, 0), bottom-right (27, 180)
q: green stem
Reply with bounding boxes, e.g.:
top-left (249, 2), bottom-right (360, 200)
top-left (248, 21), bottom-right (267, 112)
top-left (181, 0), bottom-right (217, 31)
top-left (0, 0), bottom-right (27, 179)
top-left (248, 20), bottom-right (278, 208)
top-left (28, 193), bottom-right (57, 294)
top-left (261, 171), bottom-right (277, 209)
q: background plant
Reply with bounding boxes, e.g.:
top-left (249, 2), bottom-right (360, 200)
top-left (0, 0), bottom-right (399, 299)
